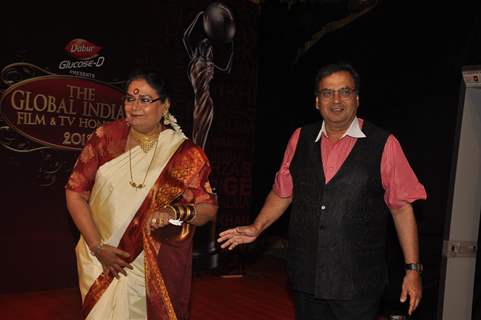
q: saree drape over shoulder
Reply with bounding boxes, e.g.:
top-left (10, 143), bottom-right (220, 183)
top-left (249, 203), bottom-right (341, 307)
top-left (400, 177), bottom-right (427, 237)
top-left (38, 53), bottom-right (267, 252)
top-left (66, 120), bottom-right (217, 320)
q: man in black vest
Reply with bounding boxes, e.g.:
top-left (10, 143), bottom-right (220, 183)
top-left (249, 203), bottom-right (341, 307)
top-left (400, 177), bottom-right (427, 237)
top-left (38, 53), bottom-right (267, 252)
top-left (218, 63), bottom-right (426, 320)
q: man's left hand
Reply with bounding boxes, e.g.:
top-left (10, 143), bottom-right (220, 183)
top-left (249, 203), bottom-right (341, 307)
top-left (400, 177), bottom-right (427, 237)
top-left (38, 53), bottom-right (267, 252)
top-left (400, 270), bottom-right (422, 315)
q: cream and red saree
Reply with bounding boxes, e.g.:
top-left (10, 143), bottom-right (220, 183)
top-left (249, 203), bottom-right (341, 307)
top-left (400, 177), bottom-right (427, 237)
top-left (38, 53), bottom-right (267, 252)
top-left (67, 120), bottom-right (216, 320)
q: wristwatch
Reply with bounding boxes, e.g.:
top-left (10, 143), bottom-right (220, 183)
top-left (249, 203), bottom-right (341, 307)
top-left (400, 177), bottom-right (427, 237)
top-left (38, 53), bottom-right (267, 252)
top-left (405, 263), bottom-right (423, 274)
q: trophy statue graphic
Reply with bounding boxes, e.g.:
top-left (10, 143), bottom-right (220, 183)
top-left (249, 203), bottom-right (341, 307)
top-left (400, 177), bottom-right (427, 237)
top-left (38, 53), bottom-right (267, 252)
top-left (183, 2), bottom-right (236, 271)
top-left (183, 2), bottom-right (235, 149)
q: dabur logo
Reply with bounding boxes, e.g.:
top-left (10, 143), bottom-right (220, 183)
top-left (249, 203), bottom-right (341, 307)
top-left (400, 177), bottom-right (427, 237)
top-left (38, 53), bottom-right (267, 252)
top-left (65, 39), bottom-right (102, 60)
top-left (59, 39), bottom-right (106, 78)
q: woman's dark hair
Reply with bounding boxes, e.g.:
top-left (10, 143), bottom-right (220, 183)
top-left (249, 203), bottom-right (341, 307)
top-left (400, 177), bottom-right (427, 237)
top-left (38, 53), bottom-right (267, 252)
top-left (314, 63), bottom-right (360, 94)
top-left (125, 68), bottom-right (172, 103)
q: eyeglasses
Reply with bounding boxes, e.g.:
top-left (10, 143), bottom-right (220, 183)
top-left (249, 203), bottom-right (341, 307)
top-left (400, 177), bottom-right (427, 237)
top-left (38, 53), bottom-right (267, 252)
top-left (123, 95), bottom-right (162, 105)
top-left (317, 87), bottom-right (356, 100)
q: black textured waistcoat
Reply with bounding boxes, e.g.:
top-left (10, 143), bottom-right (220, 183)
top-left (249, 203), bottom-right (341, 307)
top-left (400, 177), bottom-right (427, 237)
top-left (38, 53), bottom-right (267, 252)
top-left (288, 120), bottom-right (390, 300)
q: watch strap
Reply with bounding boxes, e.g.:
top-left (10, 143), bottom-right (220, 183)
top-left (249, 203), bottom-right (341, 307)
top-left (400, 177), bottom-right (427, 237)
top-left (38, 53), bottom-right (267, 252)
top-left (405, 263), bottom-right (423, 274)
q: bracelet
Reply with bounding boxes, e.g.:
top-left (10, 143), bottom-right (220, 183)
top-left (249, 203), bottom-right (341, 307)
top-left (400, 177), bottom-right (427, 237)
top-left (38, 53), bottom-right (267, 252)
top-left (178, 205), bottom-right (186, 221)
top-left (164, 204), bottom-right (179, 219)
top-left (89, 240), bottom-right (105, 256)
top-left (164, 204), bottom-right (197, 223)
top-left (404, 263), bottom-right (423, 274)
top-left (184, 204), bottom-right (197, 223)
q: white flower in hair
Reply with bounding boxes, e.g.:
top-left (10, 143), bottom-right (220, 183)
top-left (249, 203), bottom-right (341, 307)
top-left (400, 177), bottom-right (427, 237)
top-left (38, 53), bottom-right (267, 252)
top-left (163, 112), bottom-right (186, 138)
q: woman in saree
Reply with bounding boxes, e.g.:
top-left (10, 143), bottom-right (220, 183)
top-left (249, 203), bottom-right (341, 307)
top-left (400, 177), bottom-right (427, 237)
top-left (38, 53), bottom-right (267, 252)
top-left (65, 68), bottom-right (218, 320)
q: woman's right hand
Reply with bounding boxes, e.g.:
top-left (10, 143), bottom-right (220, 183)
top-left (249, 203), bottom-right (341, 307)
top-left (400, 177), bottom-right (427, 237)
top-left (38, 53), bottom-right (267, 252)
top-left (92, 245), bottom-right (133, 279)
top-left (217, 225), bottom-right (260, 250)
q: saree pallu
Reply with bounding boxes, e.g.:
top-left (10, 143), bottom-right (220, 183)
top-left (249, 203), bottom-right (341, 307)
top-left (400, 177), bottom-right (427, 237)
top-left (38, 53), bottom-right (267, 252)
top-left (76, 128), bottom-right (207, 320)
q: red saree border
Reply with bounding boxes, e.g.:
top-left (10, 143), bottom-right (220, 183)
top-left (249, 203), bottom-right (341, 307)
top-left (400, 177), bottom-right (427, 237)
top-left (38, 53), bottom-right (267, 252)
top-left (82, 140), bottom-right (206, 319)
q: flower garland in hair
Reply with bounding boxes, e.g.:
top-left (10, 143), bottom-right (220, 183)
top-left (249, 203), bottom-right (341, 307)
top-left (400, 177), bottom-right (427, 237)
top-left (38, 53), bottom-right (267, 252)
top-left (163, 111), bottom-right (186, 138)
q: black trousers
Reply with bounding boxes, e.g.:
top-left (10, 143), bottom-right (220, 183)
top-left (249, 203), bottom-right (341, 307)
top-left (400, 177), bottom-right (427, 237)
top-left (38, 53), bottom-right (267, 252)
top-left (292, 291), bottom-right (381, 320)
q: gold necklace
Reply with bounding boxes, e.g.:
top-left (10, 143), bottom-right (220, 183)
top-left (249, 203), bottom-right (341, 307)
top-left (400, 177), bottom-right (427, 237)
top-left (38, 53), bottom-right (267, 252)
top-left (130, 126), bottom-right (160, 153)
top-left (129, 137), bottom-right (159, 190)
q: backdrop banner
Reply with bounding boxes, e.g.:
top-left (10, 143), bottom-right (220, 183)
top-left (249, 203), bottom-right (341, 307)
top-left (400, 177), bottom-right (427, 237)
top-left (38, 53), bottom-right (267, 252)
top-left (1, 0), bottom-right (258, 293)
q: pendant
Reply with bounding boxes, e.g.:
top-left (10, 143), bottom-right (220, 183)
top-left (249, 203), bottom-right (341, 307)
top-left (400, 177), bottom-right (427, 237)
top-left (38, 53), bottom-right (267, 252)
top-left (129, 181), bottom-right (145, 189)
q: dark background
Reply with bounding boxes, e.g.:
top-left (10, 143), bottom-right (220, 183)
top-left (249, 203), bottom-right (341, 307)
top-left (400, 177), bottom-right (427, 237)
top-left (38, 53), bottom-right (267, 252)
top-left (2, 0), bottom-right (481, 319)
top-left (1, 0), bottom-right (258, 294)
top-left (249, 1), bottom-right (481, 319)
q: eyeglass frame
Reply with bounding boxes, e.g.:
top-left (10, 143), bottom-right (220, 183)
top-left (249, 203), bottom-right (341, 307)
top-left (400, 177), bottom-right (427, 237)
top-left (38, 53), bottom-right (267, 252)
top-left (315, 87), bottom-right (357, 100)
top-left (123, 94), bottom-right (163, 105)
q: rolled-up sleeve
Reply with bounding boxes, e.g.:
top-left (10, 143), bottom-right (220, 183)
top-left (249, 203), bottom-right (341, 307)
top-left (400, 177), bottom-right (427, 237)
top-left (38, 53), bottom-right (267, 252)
top-left (272, 128), bottom-right (301, 198)
top-left (381, 134), bottom-right (427, 209)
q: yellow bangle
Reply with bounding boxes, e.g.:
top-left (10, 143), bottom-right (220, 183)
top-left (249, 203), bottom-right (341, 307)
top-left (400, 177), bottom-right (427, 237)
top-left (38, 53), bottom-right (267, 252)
top-left (185, 204), bottom-right (197, 223)
top-left (180, 205), bottom-right (188, 221)
top-left (164, 204), bottom-right (178, 219)
top-left (165, 204), bottom-right (197, 223)
top-left (184, 205), bottom-right (192, 221)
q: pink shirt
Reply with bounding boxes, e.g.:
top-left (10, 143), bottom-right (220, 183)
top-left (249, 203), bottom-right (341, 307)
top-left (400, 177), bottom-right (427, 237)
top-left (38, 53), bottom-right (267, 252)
top-left (273, 118), bottom-right (427, 209)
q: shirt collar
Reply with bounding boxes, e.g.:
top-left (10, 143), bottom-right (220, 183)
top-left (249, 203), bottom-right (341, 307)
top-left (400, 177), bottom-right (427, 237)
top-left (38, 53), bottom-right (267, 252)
top-left (314, 116), bottom-right (366, 142)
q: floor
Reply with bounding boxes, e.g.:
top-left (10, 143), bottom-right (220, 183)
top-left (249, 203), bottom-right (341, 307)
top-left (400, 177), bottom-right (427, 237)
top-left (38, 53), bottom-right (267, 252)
top-left (0, 255), bottom-right (295, 320)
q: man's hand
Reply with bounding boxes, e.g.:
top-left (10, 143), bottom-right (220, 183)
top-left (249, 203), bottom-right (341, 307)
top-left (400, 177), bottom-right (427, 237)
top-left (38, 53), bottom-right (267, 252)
top-left (217, 225), bottom-right (260, 250)
top-left (400, 270), bottom-right (422, 315)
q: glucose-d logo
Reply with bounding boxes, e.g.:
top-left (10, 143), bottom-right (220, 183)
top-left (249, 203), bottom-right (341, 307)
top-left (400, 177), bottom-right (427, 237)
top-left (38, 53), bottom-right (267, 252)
top-left (65, 39), bottom-right (102, 60)
top-left (60, 39), bottom-right (106, 78)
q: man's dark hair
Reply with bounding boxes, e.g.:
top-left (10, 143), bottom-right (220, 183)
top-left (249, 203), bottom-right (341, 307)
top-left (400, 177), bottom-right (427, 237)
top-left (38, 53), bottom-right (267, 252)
top-left (314, 63), bottom-right (360, 94)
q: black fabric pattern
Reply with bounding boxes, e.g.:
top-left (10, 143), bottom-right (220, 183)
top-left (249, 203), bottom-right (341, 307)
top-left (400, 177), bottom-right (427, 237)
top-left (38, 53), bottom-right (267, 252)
top-left (288, 120), bottom-right (390, 300)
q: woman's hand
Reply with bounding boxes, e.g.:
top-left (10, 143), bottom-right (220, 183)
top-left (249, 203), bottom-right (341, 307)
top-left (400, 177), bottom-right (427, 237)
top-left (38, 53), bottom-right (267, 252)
top-left (92, 245), bottom-right (133, 279)
top-left (145, 207), bottom-right (175, 234)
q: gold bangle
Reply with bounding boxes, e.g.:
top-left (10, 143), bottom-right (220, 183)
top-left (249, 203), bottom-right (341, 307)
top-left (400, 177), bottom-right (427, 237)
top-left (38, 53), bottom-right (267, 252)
top-left (185, 204), bottom-right (197, 223)
top-left (167, 204), bottom-right (196, 222)
top-left (184, 205), bottom-right (192, 221)
top-left (182, 206), bottom-right (188, 221)
top-left (174, 205), bottom-right (180, 220)
top-left (175, 205), bottom-right (185, 221)
top-left (164, 204), bottom-right (178, 220)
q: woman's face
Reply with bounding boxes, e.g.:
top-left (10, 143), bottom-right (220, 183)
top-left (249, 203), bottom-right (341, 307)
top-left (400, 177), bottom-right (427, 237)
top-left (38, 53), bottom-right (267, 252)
top-left (124, 79), bottom-right (169, 133)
